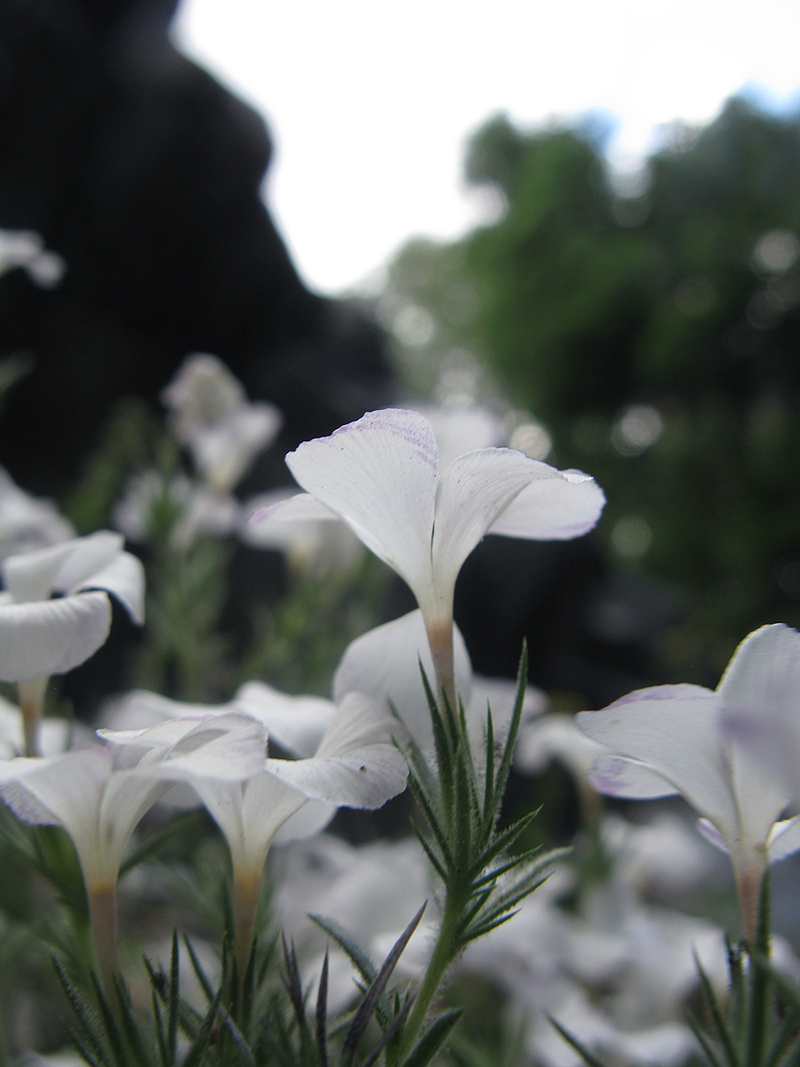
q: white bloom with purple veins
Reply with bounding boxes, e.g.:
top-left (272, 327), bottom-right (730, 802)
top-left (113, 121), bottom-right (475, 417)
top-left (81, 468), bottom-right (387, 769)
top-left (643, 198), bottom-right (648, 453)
top-left (577, 624), bottom-right (800, 940)
top-left (253, 408), bottom-right (604, 699)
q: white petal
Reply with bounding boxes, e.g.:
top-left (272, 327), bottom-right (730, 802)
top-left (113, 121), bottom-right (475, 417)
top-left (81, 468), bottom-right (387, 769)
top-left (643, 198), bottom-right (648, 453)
top-left (266, 693), bottom-right (408, 810)
top-left (332, 609), bottom-right (472, 751)
top-left (587, 754), bottom-right (681, 798)
top-left (0, 591), bottom-right (111, 681)
top-left (2, 540), bottom-right (80, 602)
top-left (697, 817), bottom-right (729, 854)
top-left (247, 491), bottom-right (341, 528)
top-left (718, 624), bottom-right (800, 714)
top-left (193, 774), bottom-right (306, 878)
top-left (234, 681), bottom-right (336, 757)
top-left (577, 685), bottom-right (738, 834)
top-left (0, 747), bottom-right (154, 887)
top-left (285, 409), bottom-right (439, 602)
top-left (272, 797), bottom-right (336, 844)
top-left (767, 815), bottom-right (800, 863)
top-left (51, 531), bottom-right (125, 594)
top-left (76, 549), bottom-right (145, 625)
top-left (432, 449), bottom-right (559, 596)
top-left (720, 625), bottom-right (800, 802)
top-left (101, 713), bottom-right (267, 781)
top-left (487, 466), bottom-right (606, 540)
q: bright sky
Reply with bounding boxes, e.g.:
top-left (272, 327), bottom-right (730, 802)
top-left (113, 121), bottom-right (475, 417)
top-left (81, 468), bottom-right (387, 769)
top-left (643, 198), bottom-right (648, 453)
top-left (174, 0), bottom-right (800, 296)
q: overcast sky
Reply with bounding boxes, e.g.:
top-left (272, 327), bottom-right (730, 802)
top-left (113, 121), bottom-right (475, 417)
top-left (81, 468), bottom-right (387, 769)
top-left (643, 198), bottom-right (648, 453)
top-left (174, 0), bottom-right (800, 295)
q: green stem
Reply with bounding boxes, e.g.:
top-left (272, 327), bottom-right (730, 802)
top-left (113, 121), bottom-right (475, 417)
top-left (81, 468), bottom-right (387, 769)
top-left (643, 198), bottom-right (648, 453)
top-left (394, 888), bottom-right (465, 1064)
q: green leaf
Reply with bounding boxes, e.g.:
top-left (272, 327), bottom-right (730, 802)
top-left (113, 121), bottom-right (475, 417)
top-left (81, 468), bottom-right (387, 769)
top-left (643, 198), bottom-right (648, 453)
top-left (491, 643), bottom-right (528, 805)
top-left (182, 933), bottom-right (216, 1004)
top-left (316, 949), bottom-right (330, 1067)
top-left (746, 873), bottom-right (772, 1067)
top-left (399, 1008), bottom-right (464, 1067)
top-left (693, 954), bottom-right (740, 1067)
top-left (54, 958), bottom-right (113, 1067)
top-left (687, 1014), bottom-right (730, 1067)
top-left (341, 902), bottom-right (426, 1067)
top-left (310, 914), bottom-right (379, 989)
top-left (547, 1015), bottom-right (612, 1067)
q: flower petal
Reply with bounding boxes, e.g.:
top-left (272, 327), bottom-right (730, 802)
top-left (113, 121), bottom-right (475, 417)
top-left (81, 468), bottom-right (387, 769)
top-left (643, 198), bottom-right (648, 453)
top-left (487, 466), bottom-right (606, 540)
top-left (76, 548), bottom-right (145, 625)
top-left (432, 449), bottom-right (562, 595)
top-left (577, 685), bottom-right (738, 834)
top-left (332, 609), bottom-right (472, 751)
top-left (285, 409), bottom-right (439, 600)
top-left (767, 815), bottom-right (800, 864)
top-left (234, 681), bottom-right (336, 757)
top-left (0, 591), bottom-right (111, 681)
top-left (266, 693), bottom-right (408, 810)
top-left (587, 754), bottom-right (681, 798)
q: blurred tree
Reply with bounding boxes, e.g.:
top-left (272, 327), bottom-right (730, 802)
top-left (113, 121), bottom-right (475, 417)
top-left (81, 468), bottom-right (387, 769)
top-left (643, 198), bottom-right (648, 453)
top-left (382, 99), bottom-right (800, 679)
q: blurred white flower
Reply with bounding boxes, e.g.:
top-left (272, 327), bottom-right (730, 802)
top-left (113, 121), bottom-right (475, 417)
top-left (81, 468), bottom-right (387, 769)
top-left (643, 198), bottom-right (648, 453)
top-left (0, 692), bottom-right (85, 759)
top-left (463, 867), bottom-right (726, 1067)
top-left (0, 228), bottom-right (65, 288)
top-left (113, 469), bottom-right (241, 547)
top-left (241, 486), bottom-right (363, 578)
top-left (253, 408), bottom-right (604, 701)
top-left (0, 467), bottom-right (74, 559)
top-left (162, 353), bottom-right (282, 493)
top-left (0, 532), bottom-right (145, 755)
top-left (333, 609), bottom-right (544, 756)
top-left (0, 713), bottom-right (263, 979)
top-left (274, 834), bottom-right (434, 1012)
top-left (102, 691), bottom-right (408, 972)
top-left (577, 624), bottom-right (800, 941)
top-left (516, 712), bottom-right (608, 781)
top-left (412, 402), bottom-right (506, 467)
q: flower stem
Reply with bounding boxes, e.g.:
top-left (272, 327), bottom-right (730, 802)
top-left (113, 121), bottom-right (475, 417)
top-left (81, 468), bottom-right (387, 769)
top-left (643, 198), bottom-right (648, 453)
top-left (233, 870), bottom-right (262, 981)
top-left (88, 883), bottom-right (118, 990)
top-left (18, 675), bottom-right (48, 757)
top-left (425, 616), bottom-right (456, 712)
top-left (394, 888), bottom-right (465, 1063)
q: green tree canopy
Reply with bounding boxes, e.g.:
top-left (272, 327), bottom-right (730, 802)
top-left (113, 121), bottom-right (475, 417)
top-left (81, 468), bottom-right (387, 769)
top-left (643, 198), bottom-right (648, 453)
top-left (383, 99), bottom-right (800, 674)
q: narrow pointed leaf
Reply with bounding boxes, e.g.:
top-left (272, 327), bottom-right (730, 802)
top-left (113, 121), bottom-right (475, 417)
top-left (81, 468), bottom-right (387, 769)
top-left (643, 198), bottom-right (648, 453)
top-left (316, 950), bottom-right (330, 1067)
top-left (687, 1016), bottom-right (730, 1067)
top-left (399, 1007), bottom-right (463, 1067)
top-left (310, 914), bottom-right (379, 989)
top-left (695, 955), bottom-right (740, 1067)
top-left (361, 995), bottom-right (416, 1067)
top-left (547, 1016), bottom-right (613, 1067)
top-left (342, 902), bottom-right (427, 1065)
top-left (182, 933), bottom-right (215, 1003)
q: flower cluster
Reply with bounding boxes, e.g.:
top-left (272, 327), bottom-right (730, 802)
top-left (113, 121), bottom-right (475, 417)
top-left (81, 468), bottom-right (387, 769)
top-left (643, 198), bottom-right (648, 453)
top-left (2, 385), bottom-right (800, 1067)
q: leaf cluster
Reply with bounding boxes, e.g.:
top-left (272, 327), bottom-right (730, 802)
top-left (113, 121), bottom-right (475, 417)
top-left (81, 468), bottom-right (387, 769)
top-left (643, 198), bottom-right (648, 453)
top-left (407, 643), bottom-right (565, 950)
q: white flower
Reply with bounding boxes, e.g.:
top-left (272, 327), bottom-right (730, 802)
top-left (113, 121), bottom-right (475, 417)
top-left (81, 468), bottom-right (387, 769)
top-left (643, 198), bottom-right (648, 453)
top-left (253, 408), bottom-right (604, 699)
top-left (0, 228), bottom-right (65, 288)
top-left (102, 691), bottom-right (408, 971)
top-left (576, 624), bottom-right (800, 941)
top-left (113, 469), bottom-right (242, 547)
top-left (0, 467), bottom-right (74, 559)
top-left (333, 609), bottom-right (544, 754)
top-left (162, 353), bottom-right (282, 493)
top-left (241, 486), bottom-right (364, 578)
top-left (0, 531), bottom-right (145, 755)
top-left (0, 713), bottom-right (263, 978)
